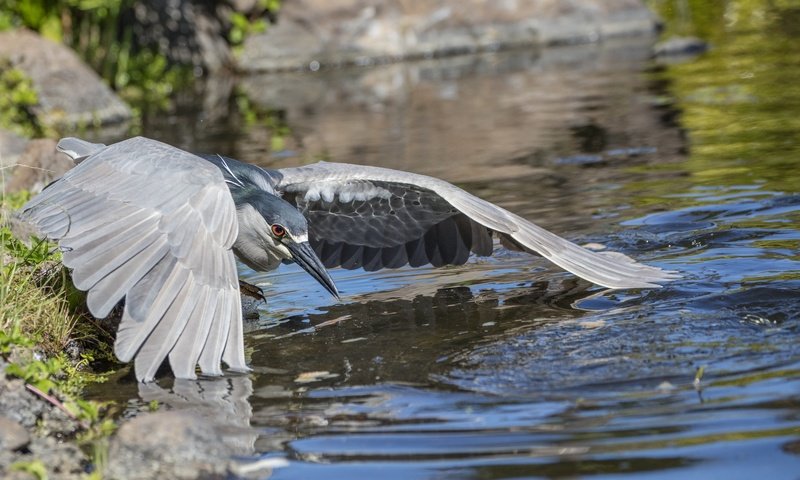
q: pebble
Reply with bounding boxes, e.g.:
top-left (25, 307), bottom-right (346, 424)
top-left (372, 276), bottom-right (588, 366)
top-left (0, 416), bottom-right (30, 451)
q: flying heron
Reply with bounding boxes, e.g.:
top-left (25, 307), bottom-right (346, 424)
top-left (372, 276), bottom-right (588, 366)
top-left (18, 136), bottom-right (677, 382)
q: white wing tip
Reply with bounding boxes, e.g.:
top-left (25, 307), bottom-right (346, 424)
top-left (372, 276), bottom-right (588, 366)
top-left (594, 251), bottom-right (680, 289)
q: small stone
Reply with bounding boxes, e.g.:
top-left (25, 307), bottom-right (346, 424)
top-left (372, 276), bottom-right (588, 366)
top-left (656, 381), bottom-right (676, 392)
top-left (653, 36), bottom-right (709, 57)
top-left (582, 242), bottom-right (607, 251)
top-left (0, 416), bottom-right (30, 451)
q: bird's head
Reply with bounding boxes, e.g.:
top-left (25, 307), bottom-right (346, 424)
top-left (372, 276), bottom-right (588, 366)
top-left (238, 192), bottom-right (339, 299)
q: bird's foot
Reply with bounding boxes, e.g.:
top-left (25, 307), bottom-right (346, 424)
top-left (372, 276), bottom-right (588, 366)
top-left (239, 280), bottom-right (267, 302)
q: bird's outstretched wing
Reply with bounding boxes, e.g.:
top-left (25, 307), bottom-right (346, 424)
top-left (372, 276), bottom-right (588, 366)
top-left (272, 162), bottom-right (678, 289)
top-left (18, 137), bottom-right (247, 382)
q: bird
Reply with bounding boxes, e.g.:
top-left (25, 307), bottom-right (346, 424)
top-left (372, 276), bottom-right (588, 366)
top-left (18, 136), bottom-right (677, 382)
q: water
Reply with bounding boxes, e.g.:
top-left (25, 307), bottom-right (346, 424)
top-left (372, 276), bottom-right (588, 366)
top-left (91, 6), bottom-right (800, 478)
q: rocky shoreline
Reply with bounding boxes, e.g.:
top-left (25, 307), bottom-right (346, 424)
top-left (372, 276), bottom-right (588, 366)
top-left (0, 352), bottom-right (88, 479)
top-left (239, 0), bottom-right (659, 72)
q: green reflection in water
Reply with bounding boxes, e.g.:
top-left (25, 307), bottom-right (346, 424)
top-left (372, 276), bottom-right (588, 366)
top-left (639, 0), bottom-right (800, 202)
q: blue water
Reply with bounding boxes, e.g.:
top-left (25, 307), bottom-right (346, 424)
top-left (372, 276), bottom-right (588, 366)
top-left (90, 11), bottom-right (800, 478)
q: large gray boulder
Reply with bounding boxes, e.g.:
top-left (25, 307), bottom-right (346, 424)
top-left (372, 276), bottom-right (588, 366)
top-left (238, 0), bottom-right (657, 72)
top-left (105, 411), bottom-right (236, 480)
top-left (0, 29), bottom-right (132, 131)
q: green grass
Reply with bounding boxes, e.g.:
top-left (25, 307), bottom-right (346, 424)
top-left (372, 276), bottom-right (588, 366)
top-left (0, 191), bottom-right (80, 356)
top-left (1, 190), bottom-right (120, 478)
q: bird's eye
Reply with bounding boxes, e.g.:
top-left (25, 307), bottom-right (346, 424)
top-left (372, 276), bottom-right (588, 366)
top-left (271, 224), bottom-right (286, 238)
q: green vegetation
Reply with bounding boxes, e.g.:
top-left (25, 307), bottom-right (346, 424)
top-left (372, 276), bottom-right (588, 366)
top-left (1, 204), bottom-right (76, 356)
top-left (229, 0), bottom-right (281, 53)
top-left (1, 190), bottom-right (118, 476)
top-left (0, 0), bottom-right (281, 118)
top-left (10, 459), bottom-right (48, 480)
top-left (0, 59), bottom-right (49, 138)
top-left (0, 0), bottom-right (185, 112)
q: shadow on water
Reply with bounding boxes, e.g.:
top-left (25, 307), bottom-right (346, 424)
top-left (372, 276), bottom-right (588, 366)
top-left (86, 4), bottom-right (800, 478)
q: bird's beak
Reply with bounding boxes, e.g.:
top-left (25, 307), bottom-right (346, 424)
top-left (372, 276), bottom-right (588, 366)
top-left (287, 241), bottom-right (340, 300)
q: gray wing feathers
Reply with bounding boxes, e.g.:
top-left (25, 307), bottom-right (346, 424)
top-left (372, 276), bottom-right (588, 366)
top-left (19, 137), bottom-right (243, 381)
top-left (56, 137), bottom-right (106, 163)
top-left (198, 291), bottom-right (233, 376)
top-left (448, 193), bottom-right (677, 288)
top-left (275, 162), bottom-right (677, 289)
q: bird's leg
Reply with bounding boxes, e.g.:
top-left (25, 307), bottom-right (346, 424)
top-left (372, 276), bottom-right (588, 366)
top-left (238, 280), bottom-right (267, 302)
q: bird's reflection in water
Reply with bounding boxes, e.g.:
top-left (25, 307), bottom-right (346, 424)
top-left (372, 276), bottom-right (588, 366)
top-left (128, 280), bottom-right (614, 458)
top-left (248, 277), bottom-right (609, 389)
top-left (138, 375), bottom-right (258, 455)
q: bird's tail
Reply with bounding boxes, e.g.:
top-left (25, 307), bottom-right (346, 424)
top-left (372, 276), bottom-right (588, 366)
top-left (57, 137), bottom-right (106, 163)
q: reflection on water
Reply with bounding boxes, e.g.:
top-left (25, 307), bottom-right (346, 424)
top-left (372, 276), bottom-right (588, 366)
top-left (137, 376), bottom-right (257, 455)
top-left (90, 6), bottom-right (800, 478)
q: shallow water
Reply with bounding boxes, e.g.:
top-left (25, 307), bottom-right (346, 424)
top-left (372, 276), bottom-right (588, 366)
top-left (91, 6), bottom-right (800, 478)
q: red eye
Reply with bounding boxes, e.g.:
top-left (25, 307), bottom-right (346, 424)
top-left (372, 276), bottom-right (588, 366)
top-left (271, 224), bottom-right (286, 237)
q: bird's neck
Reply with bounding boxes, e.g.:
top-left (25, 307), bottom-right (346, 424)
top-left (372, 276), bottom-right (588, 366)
top-left (232, 204), bottom-right (283, 272)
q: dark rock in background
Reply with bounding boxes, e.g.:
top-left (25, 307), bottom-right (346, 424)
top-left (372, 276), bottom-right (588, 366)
top-left (127, 0), bottom-right (235, 73)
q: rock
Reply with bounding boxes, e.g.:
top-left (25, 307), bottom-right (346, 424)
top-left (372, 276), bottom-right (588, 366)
top-left (0, 29), bottom-right (132, 131)
top-left (136, 377), bottom-right (258, 455)
top-left (239, 0), bottom-right (658, 72)
top-left (0, 364), bottom-right (78, 438)
top-left (0, 416), bottom-right (30, 451)
top-left (127, 0), bottom-right (234, 73)
top-left (123, 378), bottom-right (279, 478)
top-left (26, 436), bottom-right (86, 478)
top-left (0, 129), bottom-right (29, 172)
top-left (105, 411), bottom-right (241, 480)
top-left (653, 36), bottom-right (709, 57)
top-left (0, 373), bottom-right (48, 430)
top-left (5, 138), bottom-right (72, 194)
top-left (0, 362), bottom-right (87, 479)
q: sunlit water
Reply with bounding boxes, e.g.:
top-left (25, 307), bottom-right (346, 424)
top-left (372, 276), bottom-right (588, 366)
top-left (89, 10), bottom-right (800, 478)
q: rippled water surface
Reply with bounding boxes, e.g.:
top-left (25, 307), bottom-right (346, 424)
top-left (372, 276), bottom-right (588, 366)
top-left (92, 5), bottom-right (800, 478)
